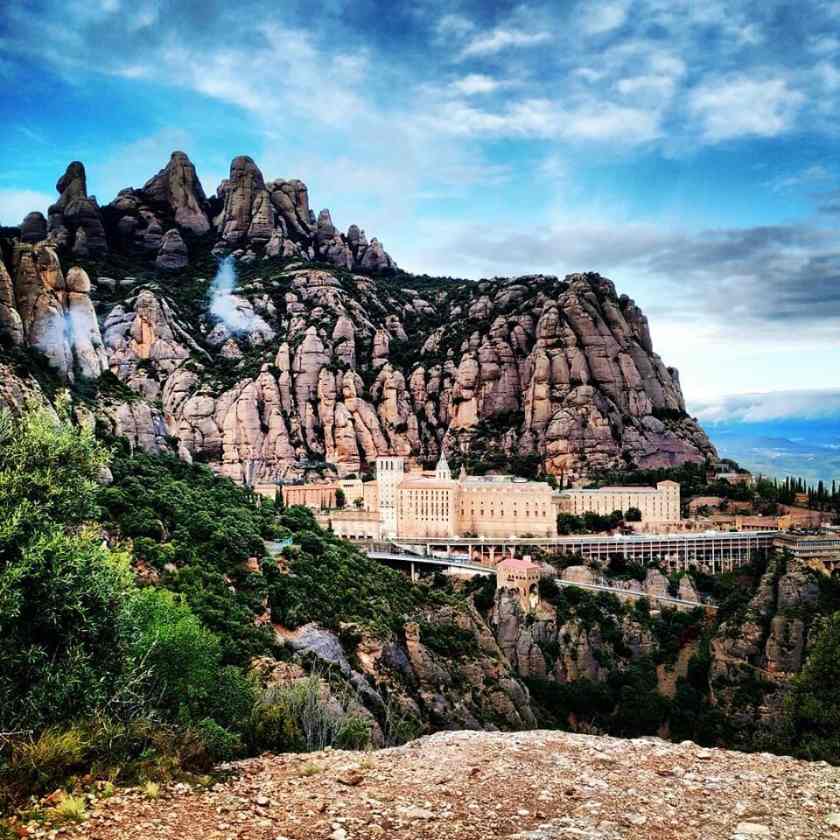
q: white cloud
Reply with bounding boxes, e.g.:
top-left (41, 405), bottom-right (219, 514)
top-left (436, 14), bottom-right (474, 39)
top-left (687, 76), bottom-right (805, 141)
top-left (427, 98), bottom-right (661, 144)
top-left (0, 189), bottom-right (53, 226)
top-left (767, 164), bottom-right (834, 193)
top-left (459, 29), bottom-right (551, 59)
top-left (451, 73), bottom-right (502, 95)
top-left (580, 1), bottom-right (629, 35)
top-left (692, 389), bottom-right (840, 423)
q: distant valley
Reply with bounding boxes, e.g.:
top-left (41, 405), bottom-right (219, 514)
top-left (704, 417), bottom-right (840, 485)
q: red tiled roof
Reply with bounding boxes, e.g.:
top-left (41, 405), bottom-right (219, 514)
top-left (498, 557), bottom-right (540, 571)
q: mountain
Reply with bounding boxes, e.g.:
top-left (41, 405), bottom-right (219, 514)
top-left (0, 151), bottom-right (716, 482)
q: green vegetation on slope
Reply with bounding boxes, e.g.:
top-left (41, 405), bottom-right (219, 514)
top-left (0, 403), bottom-right (447, 812)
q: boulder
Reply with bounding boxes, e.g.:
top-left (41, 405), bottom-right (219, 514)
top-left (20, 211), bottom-right (47, 244)
top-left (155, 228), bottom-right (189, 271)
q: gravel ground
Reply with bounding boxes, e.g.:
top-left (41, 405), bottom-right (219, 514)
top-left (53, 730), bottom-right (840, 840)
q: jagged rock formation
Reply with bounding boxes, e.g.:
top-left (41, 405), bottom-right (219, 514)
top-left (707, 556), bottom-right (824, 743)
top-left (47, 161), bottom-right (108, 257)
top-left (108, 150), bottom-right (211, 258)
top-left (274, 601), bottom-right (537, 736)
top-left (8, 242), bottom-right (107, 381)
top-left (0, 151), bottom-right (715, 481)
top-left (212, 155), bottom-right (396, 271)
top-left (141, 150), bottom-right (211, 235)
top-left (0, 258), bottom-right (24, 345)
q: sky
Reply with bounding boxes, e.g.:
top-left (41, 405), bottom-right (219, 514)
top-left (1, 0), bottom-right (839, 415)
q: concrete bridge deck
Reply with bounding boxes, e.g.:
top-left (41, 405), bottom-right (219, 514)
top-left (366, 545), bottom-right (715, 611)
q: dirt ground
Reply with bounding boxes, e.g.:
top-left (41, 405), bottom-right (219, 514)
top-left (51, 729), bottom-right (840, 840)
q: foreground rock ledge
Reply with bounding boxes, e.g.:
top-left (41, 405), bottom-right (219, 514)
top-left (66, 731), bottom-right (839, 840)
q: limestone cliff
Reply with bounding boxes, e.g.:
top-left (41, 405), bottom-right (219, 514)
top-left (0, 151), bottom-right (716, 481)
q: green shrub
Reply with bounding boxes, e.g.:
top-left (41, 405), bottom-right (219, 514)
top-left (120, 588), bottom-right (253, 727)
top-left (193, 718), bottom-right (244, 763)
top-left (49, 794), bottom-right (87, 824)
top-left (0, 528), bottom-right (133, 731)
top-left (4, 728), bottom-right (86, 793)
top-left (335, 715), bottom-right (372, 750)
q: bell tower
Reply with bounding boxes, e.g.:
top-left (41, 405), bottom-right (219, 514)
top-left (436, 449), bottom-right (452, 481)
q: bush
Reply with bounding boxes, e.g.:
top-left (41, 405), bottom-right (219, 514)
top-left (248, 673), bottom-right (367, 754)
top-left (0, 528), bottom-right (133, 731)
top-left (335, 715), bottom-right (372, 750)
top-left (418, 621), bottom-right (478, 657)
top-left (3, 728), bottom-right (87, 794)
top-left (120, 588), bottom-right (254, 728)
top-left (193, 718), bottom-right (244, 763)
top-left (784, 612), bottom-right (840, 762)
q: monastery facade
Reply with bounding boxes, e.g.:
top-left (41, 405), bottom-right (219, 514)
top-left (281, 453), bottom-right (558, 540)
top-left (556, 481), bottom-right (681, 524)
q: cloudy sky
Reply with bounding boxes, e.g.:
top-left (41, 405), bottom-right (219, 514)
top-left (1, 0), bottom-right (838, 412)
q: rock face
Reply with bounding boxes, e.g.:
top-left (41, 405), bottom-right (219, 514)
top-left (108, 150), bottom-right (211, 253)
top-left (0, 257), bottom-right (24, 345)
top-left (47, 161), bottom-right (108, 256)
top-left (155, 228), bottom-right (188, 271)
top-left (1, 151), bottom-right (716, 484)
top-left (708, 556), bottom-right (824, 745)
top-left (213, 155), bottom-right (396, 271)
top-left (141, 150), bottom-right (211, 235)
top-left (8, 243), bottom-right (108, 380)
top-left (20, 211), bottom-right (47, 244)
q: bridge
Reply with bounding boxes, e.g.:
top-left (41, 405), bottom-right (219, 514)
top-left (383, 530), bottom-right (778, 575)
top-left (367, 547), bottom-right (494, 580)
top-left (365, 543), bottom-right (714, 611)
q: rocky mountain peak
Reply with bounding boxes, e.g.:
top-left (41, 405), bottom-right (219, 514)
top-left (0, 150), bottom-right (715, 482)
top-left (47, 160), bottom-right (108, 258)
top-left (140, 150), bottom-right (210, 236)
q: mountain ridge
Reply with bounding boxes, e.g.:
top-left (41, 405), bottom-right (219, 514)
top-left (0, 150), bottom-right (717, 483)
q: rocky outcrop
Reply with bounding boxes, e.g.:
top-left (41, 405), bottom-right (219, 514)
top-left (47, 161), bottom-right (107, 257)
top-left (708, 558), bottom-right (824, 740)
top-left (212, 156), bottom-right (395, 271)
top-left (0, 258), bottom-right (24, 345)
top-left (103, 288), bottom-right (207, 399)
top-left (272, 601), bottom-right (537, 737)
top-left (3, 152), bottom-right (716, 482)
top-left (20, 211), bottom-right (47, 244)
top-left (217, 155), bottom-right (275, 247)
top-left (155, 228), bottom-right (188, 271)
top-left (10, 243), bottom-right (107, 380)
top-left (141, 150), bottom-right (211, 235)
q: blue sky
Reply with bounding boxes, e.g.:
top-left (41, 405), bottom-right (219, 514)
top-left (1, 0), bottom-right (839, 412)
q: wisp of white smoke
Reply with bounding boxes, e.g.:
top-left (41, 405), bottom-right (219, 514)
top-left (208, 255), bottom-right (259, 333)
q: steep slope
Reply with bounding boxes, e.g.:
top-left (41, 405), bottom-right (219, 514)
top-left (0, 151), bottom-right (716, 481)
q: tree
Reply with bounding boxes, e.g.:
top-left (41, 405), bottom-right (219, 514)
top-left (0, 400), bottom-right (108, 558)
top-left (335, 488), bottom-right (346, 509)
top-left (353, 497), bottom-right (364, 509)
top-left (625, 506), bottom-right (642, 522)
top-left (784, 613), bottom-right (840, 761)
